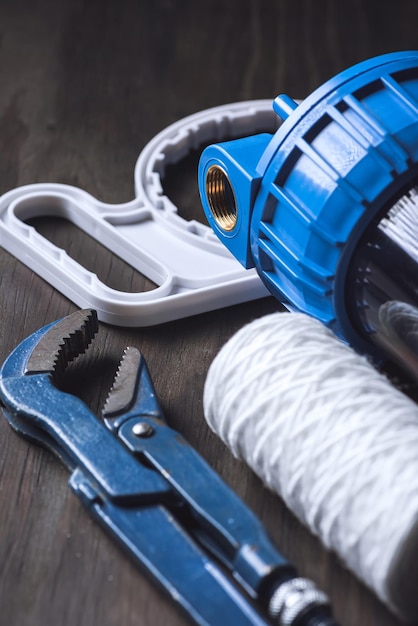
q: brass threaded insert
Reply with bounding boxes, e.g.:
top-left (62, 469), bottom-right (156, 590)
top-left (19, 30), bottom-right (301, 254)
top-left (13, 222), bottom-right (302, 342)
top-left (206, 165), bottom-right (237, 231)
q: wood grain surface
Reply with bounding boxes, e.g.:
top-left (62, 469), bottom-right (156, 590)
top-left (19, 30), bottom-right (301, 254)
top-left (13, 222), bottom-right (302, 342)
top-left (1, 2), bottom-right (417, 625)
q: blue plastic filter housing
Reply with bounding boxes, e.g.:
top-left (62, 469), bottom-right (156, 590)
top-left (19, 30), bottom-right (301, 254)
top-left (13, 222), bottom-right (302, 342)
top-left (198, 51), bottom-right (418, 381)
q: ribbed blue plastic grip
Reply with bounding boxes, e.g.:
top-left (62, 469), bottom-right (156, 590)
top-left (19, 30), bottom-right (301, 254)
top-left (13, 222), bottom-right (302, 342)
top-left (198, 52), bottom-right (418, 351)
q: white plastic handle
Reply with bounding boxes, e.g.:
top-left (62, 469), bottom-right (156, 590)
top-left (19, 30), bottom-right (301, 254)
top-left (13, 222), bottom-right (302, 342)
top-left (0, 100), bottom-right (276, 326)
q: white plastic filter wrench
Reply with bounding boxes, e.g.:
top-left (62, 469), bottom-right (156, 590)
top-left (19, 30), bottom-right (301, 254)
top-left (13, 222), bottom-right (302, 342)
top-left (0, 101), bottom-right (277, 326)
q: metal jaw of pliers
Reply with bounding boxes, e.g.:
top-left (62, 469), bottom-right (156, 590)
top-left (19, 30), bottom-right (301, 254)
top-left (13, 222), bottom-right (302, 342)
top-left (0, 309), bottom-right (338, 626)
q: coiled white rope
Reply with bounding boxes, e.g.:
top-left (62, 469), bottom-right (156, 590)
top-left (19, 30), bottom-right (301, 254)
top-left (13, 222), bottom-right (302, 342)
top-left (203, 312), bottom-right (418, 621)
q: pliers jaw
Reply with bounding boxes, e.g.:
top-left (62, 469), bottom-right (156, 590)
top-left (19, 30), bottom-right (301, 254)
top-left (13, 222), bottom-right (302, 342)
top-left (1, 308), bottom-right (98, 381)
top-left (25, 308), bottom-right (99, 378)
top-left (102, 345), bottom-right (164, 432)
top-left (0, 309), bottom-right (99, 468)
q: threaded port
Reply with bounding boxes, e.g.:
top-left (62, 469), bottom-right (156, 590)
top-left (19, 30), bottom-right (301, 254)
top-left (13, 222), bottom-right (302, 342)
top-left (205, 165), bottom-right (238, 231)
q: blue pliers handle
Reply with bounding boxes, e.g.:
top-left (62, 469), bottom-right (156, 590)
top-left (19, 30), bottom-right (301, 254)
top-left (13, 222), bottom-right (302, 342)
top-left (0, 309), bottom-right (336, 626)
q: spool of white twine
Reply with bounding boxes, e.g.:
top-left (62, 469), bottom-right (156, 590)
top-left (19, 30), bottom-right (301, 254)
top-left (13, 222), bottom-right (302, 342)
top-left (203, 312), bottom-right (418, 621)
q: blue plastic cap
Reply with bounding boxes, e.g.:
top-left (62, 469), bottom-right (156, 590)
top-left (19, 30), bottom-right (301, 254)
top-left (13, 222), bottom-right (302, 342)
top-left (272, 94), bottom-right (299, 120)
top-left (198, 51), bottom-right (418, 351)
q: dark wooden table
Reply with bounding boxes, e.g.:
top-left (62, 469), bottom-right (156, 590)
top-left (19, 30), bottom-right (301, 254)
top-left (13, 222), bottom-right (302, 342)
top-left (1, 2), bottom-right (417, 625)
